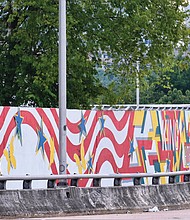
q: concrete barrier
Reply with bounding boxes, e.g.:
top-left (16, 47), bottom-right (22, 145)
top-left (1, 183), bottom-right (190, 218)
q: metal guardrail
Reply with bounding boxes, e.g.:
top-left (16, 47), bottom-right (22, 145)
top-left (1, 171), bottom-right (190, 189)
top-left (91, 104), bottom-right (190, 111)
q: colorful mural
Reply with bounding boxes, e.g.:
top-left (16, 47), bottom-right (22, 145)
top-left (0, 107), bottom-right (190, 187)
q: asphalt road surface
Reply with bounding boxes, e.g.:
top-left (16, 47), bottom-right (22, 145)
top-left (11, 209), bottom-right (190, 220)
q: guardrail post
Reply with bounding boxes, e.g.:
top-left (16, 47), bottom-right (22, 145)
top-left (133, 177), bottom-right (142, 185)
top-left (0, 180), bottom-right (6, 190)
top-left (92, 178), bottom-right (101, 187)
top-left (114, 178), bottom-right (122, 186)
top-left (70, 178), bottom-right (79, 187)
top-left (184, 174), bottom-right (190, 182)
top-left (47, 179), bottom-right (56, 189)
top-left (169, 175), bottom-right (176, 184)
top-left (23, 174), bottom-right (32, 189)
top-left (152, 176), bottom-right (159, 185)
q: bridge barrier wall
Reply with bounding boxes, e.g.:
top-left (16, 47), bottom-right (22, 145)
top-left (1, 183), bottom-right (190, 218)
top-left (2, 106), bottom-right (190, 188)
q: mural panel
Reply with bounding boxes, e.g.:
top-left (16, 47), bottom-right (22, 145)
top-left (0, 107), bottom-right (189, 187)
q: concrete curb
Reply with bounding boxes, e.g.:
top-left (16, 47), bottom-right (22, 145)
top-left (0, 183), bottom-right (190, 218)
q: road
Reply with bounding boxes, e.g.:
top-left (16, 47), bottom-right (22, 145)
top-left (10, 209), bottom-right (190, 220)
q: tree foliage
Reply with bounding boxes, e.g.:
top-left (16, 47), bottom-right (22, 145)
top-left (0, 0), bottom-right (60, 106)
top-left (0, 0), bottom-right (189, 108)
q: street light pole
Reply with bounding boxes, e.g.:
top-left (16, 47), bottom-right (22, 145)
top-left (58, 0), bottom-right (67, 186)
top-left (136, 61), bottom-right (140, 107)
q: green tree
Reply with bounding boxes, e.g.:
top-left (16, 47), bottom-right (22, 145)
top-left (0, 0), bottom-right (105, 108)
top-left (0, 0), bottom-right (189, 108)
top-left (158, 88), bottom-right (190, 104)
top-left (0, 0), bottom-right (60, 106)
top-left (154, 62), bottom-right (190, 104)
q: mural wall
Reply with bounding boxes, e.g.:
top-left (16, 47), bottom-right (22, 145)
top-left (0, 106), bottom-right (190, 187)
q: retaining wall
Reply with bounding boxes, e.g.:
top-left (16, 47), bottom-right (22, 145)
top-left (1, 183), bottom-right (190, 218)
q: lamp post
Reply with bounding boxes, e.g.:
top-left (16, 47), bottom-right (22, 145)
top-left (136, 61), bottom-right (140, 107)
top-left (58, 0), bottom-right (67, 186)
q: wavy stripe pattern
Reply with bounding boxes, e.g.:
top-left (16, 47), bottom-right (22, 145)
top-left (1, 107), bottom-right (190, 187)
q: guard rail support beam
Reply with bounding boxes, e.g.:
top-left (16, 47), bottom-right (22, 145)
top-left (184, 174), bottom-right (190, 182)
top-left (152, 176), bottom-right (160, 185)
top-left (133, 177), bottom-right (142, 185)
top-left (0, 180), bottom-right (6, 190)
top-left (93, 178), bottom-right (101, 187)
top-left (23, 174), bottom-right (32, 189)
top-left (114, 178), bottom-right (122, 186)
top-left (23, 179), bottom-right (32, 189)
top-left (70, 178), bottom-right (79, 187)
top-left (47, 179), bottom-right (56, 188)
top-left (169, 175), bottom-right (176, 184)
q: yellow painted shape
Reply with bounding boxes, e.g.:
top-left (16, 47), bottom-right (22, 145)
top-left (180, 112), bottom-right (186, 144)
top-left (175, 143), bottom-right (183, 172)
top-left (150, 111), bottom-right (158, 134)
top-left (149, 111), bottom-right (161, 142)
top-left (80, 138), bottom-right (86, 170)
top-left (3, 136), bottom-right (16, 174)
top-left (74, 154), bottom-right (82, 174)
top-left (49, 137), bottom-right (55, 169)
top-left (176, 152), bottom-right (180, 171)
top-left (133, 111), bottom-right (144, 126)
top-left (160, 162), bottom-right (167, 184)
top-left (156, 141), bottom-right (160, 163)
top-left (135, 147), bottom-right (141, 166)
top-left (3, 149), bottom-right (11, 174)
top-left (9, 136), bottom-right (16, 169)
top-left (74, 138), bottom-right (87, 174)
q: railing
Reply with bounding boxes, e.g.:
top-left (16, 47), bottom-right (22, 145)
top-left (91, 104), bottom-right (190, 111)
top-left (1, 171), bottom-right (190, 190)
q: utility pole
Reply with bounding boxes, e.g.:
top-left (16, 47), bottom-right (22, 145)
top-left (136, 61), bottom-right (140, 107)
top-left (58, 0), bottom-right (67, 186)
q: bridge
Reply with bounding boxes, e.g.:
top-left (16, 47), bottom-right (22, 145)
top-left (1, 171), bottom-right (190, 218)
